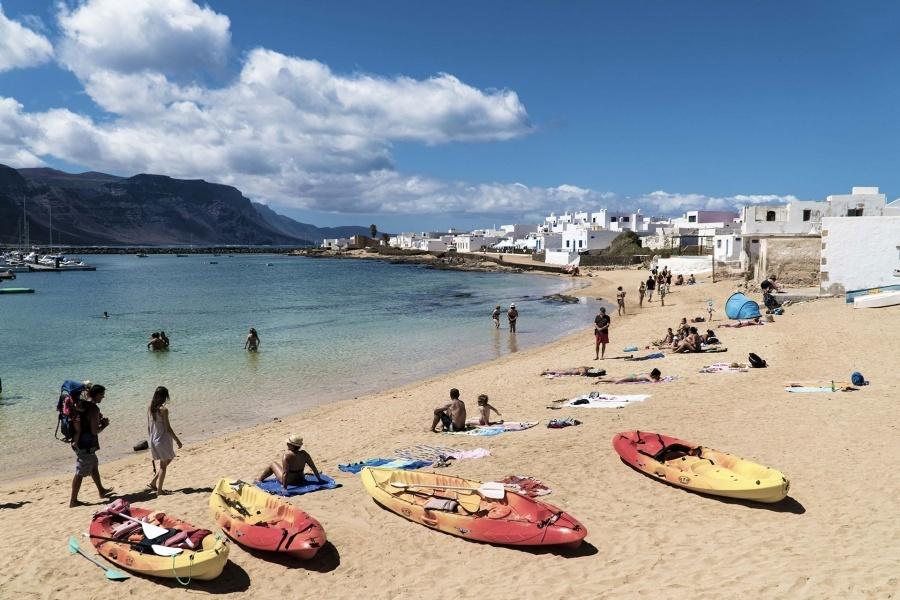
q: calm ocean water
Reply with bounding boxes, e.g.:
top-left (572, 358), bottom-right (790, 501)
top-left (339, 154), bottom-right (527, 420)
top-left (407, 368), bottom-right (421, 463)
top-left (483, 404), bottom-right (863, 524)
top-left (0, 254), bottom-right (601, 479)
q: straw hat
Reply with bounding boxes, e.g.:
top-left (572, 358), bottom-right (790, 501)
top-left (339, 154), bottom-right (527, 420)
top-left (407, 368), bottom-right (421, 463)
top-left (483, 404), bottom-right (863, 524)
top-left (286, 434), bottom-right (303, 448)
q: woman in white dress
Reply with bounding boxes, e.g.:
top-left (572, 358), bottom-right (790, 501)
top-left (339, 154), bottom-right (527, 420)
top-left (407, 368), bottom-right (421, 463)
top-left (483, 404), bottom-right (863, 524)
top-left (147, 386), bottom-right (182, 495)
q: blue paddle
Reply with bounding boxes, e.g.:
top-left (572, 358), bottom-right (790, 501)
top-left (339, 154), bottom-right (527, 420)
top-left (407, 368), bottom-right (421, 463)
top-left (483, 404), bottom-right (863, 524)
top-left (67, 536), bottom-right (130, 580)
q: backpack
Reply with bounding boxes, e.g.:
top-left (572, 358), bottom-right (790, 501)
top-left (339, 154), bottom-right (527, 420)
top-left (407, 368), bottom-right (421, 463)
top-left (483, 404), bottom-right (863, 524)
top-left (55, 380), bottom-right (86, 441)
top-left (748, 353), bottom-right (767, 369)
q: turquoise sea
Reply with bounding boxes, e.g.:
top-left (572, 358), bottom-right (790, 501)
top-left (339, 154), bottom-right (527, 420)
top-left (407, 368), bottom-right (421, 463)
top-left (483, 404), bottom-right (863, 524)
top-left (0, 254), bottom-right (600, 479)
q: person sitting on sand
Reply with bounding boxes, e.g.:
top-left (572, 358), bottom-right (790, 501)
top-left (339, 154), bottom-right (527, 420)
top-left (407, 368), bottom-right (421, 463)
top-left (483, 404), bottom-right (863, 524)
top-left (761, 275), bottom-right (782, 294)
top-left (653, 327), bottom-right (675, 347)
top-left (491, 305), bottom-right (501, 329)
top-left (721, 316), bottom-right (763, 327)
top-left (476, 394), bottom-right (503, 425)
top-left (677, 318), bottom-right (689, 338)
top-left (431, 388), bottom-right (467, 432)
top-left (675, 274), bottom-right (684, 286)
top-left (147, 332), bottom-right (166, 351)
top-left (700, 329), bottom-right (720, 345)
top-left (673, 327), bottom-right (701, 353)
top-left (688, 274), bottom-right (696, 284)
top-left (244, 327), bottom-right (260, 352)
top-left (258, 434), bottom-right (323, 487)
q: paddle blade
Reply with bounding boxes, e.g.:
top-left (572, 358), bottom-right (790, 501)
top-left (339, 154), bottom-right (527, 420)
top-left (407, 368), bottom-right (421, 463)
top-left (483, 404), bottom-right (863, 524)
top-left (151, 545), bottom-right (183, 556)
top-left (105, 569), bottom-right (131, 581)
top-left (68, 535), bottom-right (81, 554)
top-left (478, 482), bottom-right (507, 499)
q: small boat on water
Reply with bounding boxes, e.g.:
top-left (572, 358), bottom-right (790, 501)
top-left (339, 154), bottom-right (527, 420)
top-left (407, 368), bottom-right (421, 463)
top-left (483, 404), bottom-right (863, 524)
top-left (136, 253), bottom-right (148, 258)
top-left (0, 287), bottom-right (35, 294)
top-left (176, 254), bottom-right (189, 257)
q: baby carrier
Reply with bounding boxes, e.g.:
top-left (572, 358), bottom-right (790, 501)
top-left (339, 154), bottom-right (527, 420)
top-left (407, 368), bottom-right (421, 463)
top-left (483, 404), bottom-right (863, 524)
top-left (55, 380), bottom-right (87, 442)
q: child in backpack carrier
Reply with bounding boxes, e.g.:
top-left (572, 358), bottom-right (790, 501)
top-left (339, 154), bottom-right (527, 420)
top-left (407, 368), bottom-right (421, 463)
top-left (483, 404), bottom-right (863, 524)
top-left (56, 380), bottom-right (90, 442)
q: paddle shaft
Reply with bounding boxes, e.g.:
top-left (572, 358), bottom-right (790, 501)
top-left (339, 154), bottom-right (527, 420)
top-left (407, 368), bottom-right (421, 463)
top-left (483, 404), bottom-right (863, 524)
top-left (87, 533), bottom-right (184, 555)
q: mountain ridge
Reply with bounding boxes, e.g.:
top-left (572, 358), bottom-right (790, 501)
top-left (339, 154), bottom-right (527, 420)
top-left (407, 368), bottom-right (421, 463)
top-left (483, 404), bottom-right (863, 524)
top-left (0, 164), bottom-right (372, 246)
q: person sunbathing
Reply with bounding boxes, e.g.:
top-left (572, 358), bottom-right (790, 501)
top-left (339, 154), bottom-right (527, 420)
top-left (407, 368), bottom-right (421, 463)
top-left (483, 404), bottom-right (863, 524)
top-left (593, 368), bottom-right (664, 384)
top-left (541, 366), bottom-right (606, 377)
top-left (257, 434), bottom-right (323, 487)
top-left (721, 317), bottom-right (763, 328)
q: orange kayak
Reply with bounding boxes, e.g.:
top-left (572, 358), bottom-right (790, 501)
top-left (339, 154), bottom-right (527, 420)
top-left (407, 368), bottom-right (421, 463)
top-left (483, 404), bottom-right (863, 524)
top-left (360, 467), bottom-right (586, 547)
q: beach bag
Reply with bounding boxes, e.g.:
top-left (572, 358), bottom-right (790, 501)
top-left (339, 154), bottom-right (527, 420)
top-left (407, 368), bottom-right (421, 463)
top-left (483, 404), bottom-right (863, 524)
top-left (55, 380), bottom-right (86, 441)
top-left (748, 353), bottom-right (767, 369)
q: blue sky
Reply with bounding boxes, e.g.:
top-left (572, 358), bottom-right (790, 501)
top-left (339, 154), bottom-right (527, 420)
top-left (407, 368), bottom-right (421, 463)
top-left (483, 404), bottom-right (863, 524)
top-left (0, 1), bottom-right (897, 231)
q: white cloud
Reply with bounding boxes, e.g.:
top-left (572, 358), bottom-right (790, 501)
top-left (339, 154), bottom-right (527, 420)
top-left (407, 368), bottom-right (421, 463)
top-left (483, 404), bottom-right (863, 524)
top-left (57, 0), bottom-right (230, 76)
top-left (0, 3), bottom-right (54, 72)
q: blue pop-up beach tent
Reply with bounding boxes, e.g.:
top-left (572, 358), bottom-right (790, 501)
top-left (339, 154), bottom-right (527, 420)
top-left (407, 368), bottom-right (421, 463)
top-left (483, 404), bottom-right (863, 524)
top-left (725, 292), bottom-right (761, 320)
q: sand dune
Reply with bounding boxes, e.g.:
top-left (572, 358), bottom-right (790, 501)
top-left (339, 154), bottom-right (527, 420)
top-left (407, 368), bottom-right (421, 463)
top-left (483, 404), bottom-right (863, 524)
top-left (1, 269), bottom-right (897, 599)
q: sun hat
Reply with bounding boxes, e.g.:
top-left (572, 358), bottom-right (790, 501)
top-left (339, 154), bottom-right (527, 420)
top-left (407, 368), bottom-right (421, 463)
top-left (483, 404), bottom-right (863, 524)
top-left (286, 434), bottom-right (303, 447)
top-left (510, 303), bottom-right (516, 307)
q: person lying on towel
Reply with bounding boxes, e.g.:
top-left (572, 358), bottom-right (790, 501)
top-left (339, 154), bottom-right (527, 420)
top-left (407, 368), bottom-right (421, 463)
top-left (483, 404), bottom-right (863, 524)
top-left (258, 434), bottom-right (324, 487)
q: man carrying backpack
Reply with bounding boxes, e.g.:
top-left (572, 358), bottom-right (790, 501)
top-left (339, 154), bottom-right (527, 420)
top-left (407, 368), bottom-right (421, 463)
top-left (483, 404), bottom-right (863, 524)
top-left (70, 384), bottom-right (114, 507)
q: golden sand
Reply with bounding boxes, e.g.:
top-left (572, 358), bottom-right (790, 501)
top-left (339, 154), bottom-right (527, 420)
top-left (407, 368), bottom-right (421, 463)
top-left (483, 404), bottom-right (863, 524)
top-left (1, 269), bottom-right (897, 599)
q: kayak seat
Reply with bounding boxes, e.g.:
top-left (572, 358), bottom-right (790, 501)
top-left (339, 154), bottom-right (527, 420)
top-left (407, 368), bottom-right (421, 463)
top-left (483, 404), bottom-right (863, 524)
top-left (651, 444), bottom-right (696, 463)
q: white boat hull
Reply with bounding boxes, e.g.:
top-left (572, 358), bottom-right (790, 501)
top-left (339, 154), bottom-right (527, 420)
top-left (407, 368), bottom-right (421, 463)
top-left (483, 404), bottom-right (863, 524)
top-left (853, 290), bottom-right (900, 309)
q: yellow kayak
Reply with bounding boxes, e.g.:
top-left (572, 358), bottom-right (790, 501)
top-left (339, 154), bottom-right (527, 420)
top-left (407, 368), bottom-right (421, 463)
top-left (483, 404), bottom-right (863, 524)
top-left (613, 431), bottom-right (790, 503)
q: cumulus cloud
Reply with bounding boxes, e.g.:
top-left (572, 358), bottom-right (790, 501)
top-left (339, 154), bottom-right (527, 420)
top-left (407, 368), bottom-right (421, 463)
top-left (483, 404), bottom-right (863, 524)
top-left (57, 0), bottom-right (230, 76)
top-left (0, 4), bottom-right (54, 72)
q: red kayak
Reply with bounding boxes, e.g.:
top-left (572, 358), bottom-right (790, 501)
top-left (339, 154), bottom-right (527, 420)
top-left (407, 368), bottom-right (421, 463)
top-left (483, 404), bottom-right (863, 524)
top-left (209, 479), bottom-right (326, 559)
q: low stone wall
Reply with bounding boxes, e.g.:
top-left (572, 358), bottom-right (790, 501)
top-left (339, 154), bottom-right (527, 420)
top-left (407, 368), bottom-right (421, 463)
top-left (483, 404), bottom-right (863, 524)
top-left (757, 237), bottom-right (821, 286)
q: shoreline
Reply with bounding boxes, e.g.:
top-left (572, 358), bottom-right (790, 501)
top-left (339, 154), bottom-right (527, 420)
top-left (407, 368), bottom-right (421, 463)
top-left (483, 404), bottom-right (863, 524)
top-left (2, 268), bottom-right (896, 599)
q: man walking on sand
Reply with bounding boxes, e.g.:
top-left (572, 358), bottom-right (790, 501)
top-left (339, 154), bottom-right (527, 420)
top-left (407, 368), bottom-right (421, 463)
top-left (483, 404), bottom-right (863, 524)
top-left (70, 384), bottom-right (114, 507)
top-left (594, 307), bottom-right (611, 360)
top-left (431, 388), bottom-right (467, 432)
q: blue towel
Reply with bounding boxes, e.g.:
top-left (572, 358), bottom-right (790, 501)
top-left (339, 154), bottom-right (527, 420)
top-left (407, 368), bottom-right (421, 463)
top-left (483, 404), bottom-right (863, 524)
top-left (627, 352), bottom-right (665, 361)
top-left (338, 458), bottom-right (433, 474)
top-left (623, 345), bottom-right (638, 352)
top-left (255, 474), bottom-right (341, 496)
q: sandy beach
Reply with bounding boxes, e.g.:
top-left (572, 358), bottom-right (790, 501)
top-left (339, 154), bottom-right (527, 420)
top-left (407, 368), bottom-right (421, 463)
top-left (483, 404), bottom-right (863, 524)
top-left (1, 268), bottom-right (897, 600)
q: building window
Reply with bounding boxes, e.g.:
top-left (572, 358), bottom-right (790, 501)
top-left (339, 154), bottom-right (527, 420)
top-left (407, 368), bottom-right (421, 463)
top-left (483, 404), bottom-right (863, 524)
top-left (565, 240), bottom-right (570, 248)
top-left (802, 209), bottom-right (811, 221)
top-left (578, 240), bottom-right (583, 248)
top-left (735, 237), bottom-right (741, 242)
top-left (688, 215), bottom-right (697, 223)
top-left (621, 216), bottom-right (630, 222)
top-left (766, 210), bottom-right (776, 221)
top-left (847, 208), bottom-right (863, 217)
top-left (610, 217), bottom-right (617, 222)
top-left (716, 240), bottom-right (722, 248)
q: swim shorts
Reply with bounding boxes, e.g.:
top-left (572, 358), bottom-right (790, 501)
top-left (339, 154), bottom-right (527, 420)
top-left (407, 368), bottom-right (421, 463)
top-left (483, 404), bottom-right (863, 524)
top-left (75, 451), bottom-right (98, 476)
top-left (596, 331), bottom-right (609, 344)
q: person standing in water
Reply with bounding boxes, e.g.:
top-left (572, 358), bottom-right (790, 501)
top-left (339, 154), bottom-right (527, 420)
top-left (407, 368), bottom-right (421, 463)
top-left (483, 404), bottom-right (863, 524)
top-left (507, 303), bottom-right (519, 333)
top-left (491, 305), bottom-right (501, 329)
top-left (146, 386), bottom-right (182, 496)
top-left (245, 328), bottom-right (261, 351)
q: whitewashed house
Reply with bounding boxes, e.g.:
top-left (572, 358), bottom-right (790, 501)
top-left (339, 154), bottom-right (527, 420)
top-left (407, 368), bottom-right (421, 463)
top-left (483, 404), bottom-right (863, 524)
top-left (321, 238), bottom-right (350, 249)
top-left (819, 214), bottom-right (900, 294)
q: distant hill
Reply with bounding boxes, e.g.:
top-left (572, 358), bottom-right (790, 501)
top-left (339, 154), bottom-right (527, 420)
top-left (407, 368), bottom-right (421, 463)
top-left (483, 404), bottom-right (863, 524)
top-left (0, 164), bottom-right (372, 246)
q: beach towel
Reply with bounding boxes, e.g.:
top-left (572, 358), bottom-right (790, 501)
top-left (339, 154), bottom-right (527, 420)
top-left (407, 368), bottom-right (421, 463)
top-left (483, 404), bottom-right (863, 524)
top-left (550, 393), bottom-right (650, 409)
top-left (625, 352), bottom-right (665, 362)
top-left (255, 474), bottom-right (341, 496)
top-left (338, 458), bottom-right (433, 474)
top-left (623, 345), bottom-right (638, 352)
top-left (446, 421), bottom-right (539, 436)
top-left (393, 445), bottom-right (461, 462)
top-left (785, 386), bottom-right (857, 393)
top-left (699, 363), bottom-right (748, 373)
top-left (701, 346), bottom-right (728, 353)
top-left (500, 475), bottom-right (552, 497)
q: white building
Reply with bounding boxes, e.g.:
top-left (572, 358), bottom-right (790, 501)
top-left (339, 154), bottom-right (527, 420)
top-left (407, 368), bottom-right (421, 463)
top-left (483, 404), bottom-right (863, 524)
top-left (454, 234), bottom-right (500, 253)
top-left (321, 238), bottom-right (350, 249)
top-left (535, 232), bottom-right (562, 253)
top-left (819, 215), bottom-right (900, 294)
top-left (739, 187), bottom-right (887, 271)
top-left (560, 228), bottom-right (618, 253)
